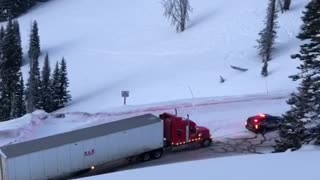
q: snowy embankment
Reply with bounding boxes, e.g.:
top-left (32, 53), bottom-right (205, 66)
top-left (80, 146), bottom-right (320, 180)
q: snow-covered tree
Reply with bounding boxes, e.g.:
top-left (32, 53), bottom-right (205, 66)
top-left (0, 19), bottom-right (23, 121)
top-left (40, 53), bottom-right (53, 112)
top-left (275, 0), bottom-right (320, 152)
top-left (58, 58), bottom-right (71, 108)
top-left (51, 61), bottom-right (60, 111)
top-left (257, 0), bottom-right (278, 62)
top-left (162, 0), bottom-right (192, 32)
top-left (283, 0), bottom-right (291, 11)
top-left (25, 54), bottom-right (42, 113)
top-left (0, 0), bottom-right (37, 22)
top-left (261, 61), bottom-right (268, 77)
top-left (28, 20), bottom-right (40, 63)
top-left (10, 72), bottom-right (26, 119)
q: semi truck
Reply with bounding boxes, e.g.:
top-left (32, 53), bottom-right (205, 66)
top-left (0, 113), bottom-right (212, 180)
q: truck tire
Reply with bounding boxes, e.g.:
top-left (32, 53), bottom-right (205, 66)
top-left (152, 150), bottom-right (163, 159)
top-left (201, 139), bottom-right (212, 147)
top-left (141, 152), bottom-right (151, 162)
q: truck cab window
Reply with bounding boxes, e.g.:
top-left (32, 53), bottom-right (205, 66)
top-left (190, 127), bottom-right (196, 134)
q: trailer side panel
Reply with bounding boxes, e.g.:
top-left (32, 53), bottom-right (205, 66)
top-left (2, 114), bottom-right (163, 180)
top-left (29, 152), bottom-right (44, 180)
top-left (43, 148), bottom-right (59, 179)
top-left (0, 156), bottom-right (3, 180)
top-left (14, 155), bottom-right (30, 180)
top-left (56, 145), bottom-right (71, 175)
top-left (70, 142), bottom-right (85, 172)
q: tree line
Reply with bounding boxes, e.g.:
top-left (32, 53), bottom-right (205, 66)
top-left (274, 0), bottom-right (320, 152)
top-left (0, 0), bottom-right (49, 22)
top-left (0, 20), bottom-right (71, 122)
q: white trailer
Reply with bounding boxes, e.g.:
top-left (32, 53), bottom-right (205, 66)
top-left (0, 114), bottom-right (163, 180)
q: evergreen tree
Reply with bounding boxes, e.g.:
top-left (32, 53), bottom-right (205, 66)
top-left (40, 53), bottom-right (53, 112)
top-left (28, 20), bottom-right (40, 63)
top-left (0, 0), bottom-right (15, 20)
top-left (0, 0), bottom-right (37, 22)
top-left (261, 61), bottom-right (268, 77)
top-left (0, 25), bottom-right (4, 62)
top-left (51, 62), bottom-right (60, 111)
top-left (283, 0), bottom-right (291, 11)
top-left (275, 0), bottom-right (320, 152)
top-left (13, 20), bottom-right (21, 48)
top-left (58, 58), bottom-right (71, 108)
top-left (0, 25), bottom-right (4, 40)
top-left (256, 0), bottom-right (278, 62)
top-left (25, 54), bottom-right (42, 113)
top-left (0, 19), bottom-right (23, 121)
top-left (10, 72), bottom-right (26, 119)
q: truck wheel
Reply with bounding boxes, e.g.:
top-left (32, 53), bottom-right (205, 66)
top-left (152, 150), bottom-right (163, 159)
top-left (201, 139), bottom-right (211, 147)
top-left (141, 153), bottom-right (151, 162)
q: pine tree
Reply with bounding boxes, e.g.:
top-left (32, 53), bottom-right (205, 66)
top-left (0, 19), bottom-right (23, 121)
top-left (275, 0), bottom-right (320, 152)
top-left (13, 20), bottom-right (21, 48)
top-left (261, 61), bottom-right (268, 77)
top-left (58, 58), bottom-right (71, 108)
top-left (0, 0), bottom-right (37, 22)
top-left (10, 72), bottom-right (26, 119)
top-left (25, 54), bottom-right (42, 113)
top-left (283, 0), bottom-right (291, 11)
top-left (51, 62), bottom-right (60, 111)
top-left (257, 0), bottom-right (278, 62)
top-left (28, 20), bottom-right (40, 63)
top-left (0, 0), bottom-right (15, 21)
top-left (40, 53), bottom-right (53, 112)
top-left (0, 26), bottom-right (4, 40)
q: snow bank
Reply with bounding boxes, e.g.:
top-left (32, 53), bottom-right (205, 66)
top-left (80, 150), bottom-right (320, 180)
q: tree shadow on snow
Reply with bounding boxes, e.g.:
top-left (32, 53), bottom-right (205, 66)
top-left (187, 10), bottom-right (216, 29)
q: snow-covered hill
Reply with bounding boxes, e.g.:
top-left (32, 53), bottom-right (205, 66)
top-left (14, 0), bottom-right (308, 112)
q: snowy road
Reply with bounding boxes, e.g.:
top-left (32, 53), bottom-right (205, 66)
top-left (73, 132), bottom-right (278, 179)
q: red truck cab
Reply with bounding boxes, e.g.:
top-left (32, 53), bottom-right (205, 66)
top-left (159, 113), bottom-right (212, 147)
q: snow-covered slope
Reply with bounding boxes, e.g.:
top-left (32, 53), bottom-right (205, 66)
top-left (14, 0), bottom-right (308, 112)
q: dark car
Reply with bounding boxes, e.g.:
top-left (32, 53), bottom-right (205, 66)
top-left (245, 113), bottom-right (283, 133)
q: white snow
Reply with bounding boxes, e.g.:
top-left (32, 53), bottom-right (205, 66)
top-left (12, 0), bottom-right (307, 112)
top-left (80, 147), bottom-right (320, 180)
top-left (0, 0), bottom-right (317, 179)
